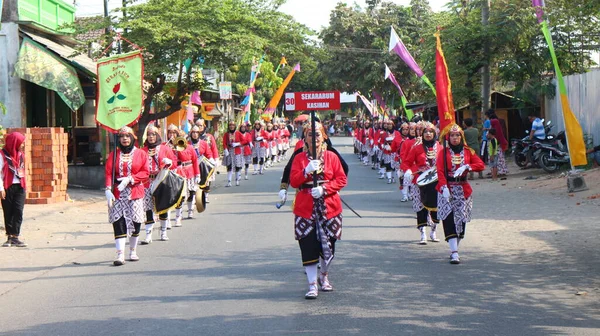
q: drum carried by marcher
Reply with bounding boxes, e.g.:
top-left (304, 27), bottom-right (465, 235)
top-left (151, 168), bottom-right (186, 215)
top-left (195, 188), bottom-right (207, 213)
top-left (416, 167), bottom-right (438, 209)
top-left (198, 156), bottom-right (216, 189)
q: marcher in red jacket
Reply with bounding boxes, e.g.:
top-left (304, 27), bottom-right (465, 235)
top-left (436, 124), bottom-right (485, 264)
top-left (399, 123), bottom-right (417, 201)
top-left (290, 121), bottom-right (347, 300)
top-left (223, 121), bottom-right (244, 186)
top-left (142, 124), bottom-right (177, 243)
top-left (238, 123), bottom-right (253, 179)
top-left (379, 119), bottom-right (401, 183)
top-left (194, 119), bottom-right (217, 202)
top-left (402, 122), bottom-right (442, 245)
top-left (167, 125), bottom-right (200, 226)
top-left (251, 120), bottom-right (268, 175)
top-left (105, 126), bottom-right (149, 266)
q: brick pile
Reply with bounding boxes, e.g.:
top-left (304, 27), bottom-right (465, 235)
top-left (7, 127), bottom-right (69, 204)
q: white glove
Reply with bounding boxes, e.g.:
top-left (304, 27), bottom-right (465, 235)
top-left (453, 164), bottom-right (471, 178)
top-left (304, 160), bottom-right (321, 175)
top-left (162, 158), bottom-right (172, 166)
top-left (386, 136), bottom-right (394, 142)
top-left (232, 142), bottom-right (241, 147)
top-left (369, 139), bottom-right (374, 146)
top-left (195, 175), bottom-right (201, 184)
top-left (208, 158), bottom-right (216, 165)
top-left (278, 189), bottom-right (287, 201)
top-left (105, 189), bottom-right (115, 208)
top-left (117, 176), bottom-right (132, 192)
top-left (250, 142), bottom-right (254, 149)
top-left (224, 149), bottom-right (229, 157)
top-left (256, 137), bottom-right (263, 141)
top-left (384, 145), bottom-right (391, 151)
top-left (442, 186), bottom-right (451, 202)
top-left (404, 169), bottom-right (412, 181)
top-left (311, 186), bottom-right (324, 199)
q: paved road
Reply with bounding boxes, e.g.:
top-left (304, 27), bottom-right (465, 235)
top-left (1, 137), bottom-right (600, 335)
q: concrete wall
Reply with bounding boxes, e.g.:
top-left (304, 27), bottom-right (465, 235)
top-left (68, 165), bottom-right (105, 190)
top-left (545, 69), bottom-right (600, 147)
top-left (0, 22), bottom-right (23, 128)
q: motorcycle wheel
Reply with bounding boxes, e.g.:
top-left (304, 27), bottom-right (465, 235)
top-left (538, 152), bottom-right (560, 173)
top-left (514, 153), bottom-right (527, 167)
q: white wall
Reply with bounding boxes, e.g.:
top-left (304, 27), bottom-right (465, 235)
top-left (0, 22), bottom-right (23, 128)
top-left (545, 69), bottom-right (600, 147)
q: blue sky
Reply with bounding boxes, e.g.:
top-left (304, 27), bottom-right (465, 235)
top-left (75, 0), bottom-right (449, 30)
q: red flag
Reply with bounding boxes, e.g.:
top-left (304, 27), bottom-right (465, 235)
top-left (434, 31), bottom-right (455, 138)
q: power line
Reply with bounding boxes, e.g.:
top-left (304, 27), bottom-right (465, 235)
top-left (323, 45), bottom-right (385, 54)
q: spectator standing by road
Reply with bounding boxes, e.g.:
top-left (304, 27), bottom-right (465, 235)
top-left (487, 129), bottom-right (499, 181)
top-left (1, 132), bottom-right (28, 247)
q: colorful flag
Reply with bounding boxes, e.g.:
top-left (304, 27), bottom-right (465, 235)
top-left (95, 50), bottom-right (144, 132)
top-left (275, 56), bottom-right (288, 75)
top-left (532, 1), bottom-right (587, 166)
top-left (389, 26), bottom-right (436, 95)
top-left (357, 92), bottom-right (375, 117)
top-left (190, 90), bottom-right (202, 105)
top-left (384, 64), bottom-right (413, 120)
top-left (264, 63), bottom-right (300, 115)
top-left (434, 31), bottom-right (456, 138)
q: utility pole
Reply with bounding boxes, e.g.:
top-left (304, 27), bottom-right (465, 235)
top-left (481, 0), bottom-right (491, 123)
top-left (103, 0), bottom-right (110, 33)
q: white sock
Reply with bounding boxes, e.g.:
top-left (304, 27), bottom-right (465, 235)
top-left (129, 236), bottom-right (139, 250)
top-left (401, 187), bottom-right (408, 198)
top-left (319, 257), bottom-right (331, 274)
top-left (160, 220), bottom-right (167, 230)
top-left (236, 172), bottom-right (241, 181)
top-left (115, 237), bottom-right (126, 253)
top-left (176, 208), bottom-right (182, 218)
top-left (386, 171), bottom-right (392, 179)
top-left (305, 264), bottom-right (318, 285)
top-left (145, 223), bottom-right (153, 234)
top-left (253, 164), bottom-right (258, 171)
top-left (449, 238), bottom-right (458, 253)
top-left (227, 171), bottom-right (233, 182)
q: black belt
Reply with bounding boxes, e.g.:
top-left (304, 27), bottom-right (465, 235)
top-left (299, 182), bottom-right (327, 190)
top-left (446, 176), bottom-right (467, 182)
top-left (180, 161), bottom-right (192, 167)
top-left (149, 174), bottom-right (157, 179)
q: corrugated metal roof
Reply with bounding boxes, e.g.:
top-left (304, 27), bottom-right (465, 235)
top-left (20, 30), bottom-right (96, 77)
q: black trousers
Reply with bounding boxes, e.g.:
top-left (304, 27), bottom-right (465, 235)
top-left (416, 208), bottom-right (438, 229)
top-left (112, 217), bottom-right (141, 239)
top-left (442, 212), bottom-right (466, 241)
top-left (2, 184), bottom-right (25, 237)
top-left (299, 227), bottom-right (336, 266)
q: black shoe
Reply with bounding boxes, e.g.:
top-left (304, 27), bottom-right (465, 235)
top-left (2, 239), bottom-right (11, 247)
top-left (11, 237), bottom-right (27, 247)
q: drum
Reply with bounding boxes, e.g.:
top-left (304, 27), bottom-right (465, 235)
top-left (198, 157), bottom-right (216, 189)
top-left (416, 167), bottom-right (438, 210)
top-left (151, 168), bottom-right (186, 215)
top-left (416, 167), bottom-right (438, 187)
top-left (195, 188), bottom-right (206, 213)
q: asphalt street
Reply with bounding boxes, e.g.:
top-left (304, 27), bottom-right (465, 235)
top-left (1, 137), bottom-right (599, 335)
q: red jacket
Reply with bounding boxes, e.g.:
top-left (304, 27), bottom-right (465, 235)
top-left (290, 151), bottom-right (347, 219)
top-left (239, 131), bottom-right (253, 156)
top-left (295, 139), bottom-right (304, 151)
top-left (174, 145), bottom-right (200, 179)
top-left (391, 134), bottom-right (406, 160)
top-left (265, 130), bottom-right (276, 148)
top-left (403, 141), bottom-right (442, 184)
top-left (223, 131), bottom-right (243, 155)
top-left (200, 133), bottom-right (218, 159)
top-left (142, 144), bottom-right (178, 188)
top-left (280, 128), bottom-right (290, 144)
top-left (105, 147), bottom-right (149, 200)
top-left (253, 129), bottom-right (268, 148)
top-left (399, 138), bottom-right (416, 171)
top-left (436, 147), bottom-right (485, 198)
top-left (188, 139), bottom-right (209, 158)
top-left (380, 130), bottom-right (400, 154)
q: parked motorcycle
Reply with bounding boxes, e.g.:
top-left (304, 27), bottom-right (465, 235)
top-left (511, 120), bottom-right (555, 168)
top-left (537, 131), bottom-right (569, 173)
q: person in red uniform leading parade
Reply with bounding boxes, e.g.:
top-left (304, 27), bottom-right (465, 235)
top-left (141, 125), bottom-right (177, 244)
top-left (436, 124), bottom-right (485, 264)
top-left (105, 126), bottom-right (150, 266)
top-left (290, 121), bottom-right (347, 300)
top-left (1, 132), bottom-right (28, 247)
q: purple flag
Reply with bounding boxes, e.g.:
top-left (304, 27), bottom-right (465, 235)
top-left (532, 0), bottom-right (545, 24)
top-left (384, 64), bottom-right (405, 97)
top-left (389, 26), bottom-right (424, 78)
top-left (373, 91), bottom-right (386, 110)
